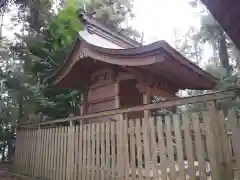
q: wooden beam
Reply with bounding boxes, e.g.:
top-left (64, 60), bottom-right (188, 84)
top-left (143, 87), bottom-right (151, 118)
top-left (136, 83), bottom-right (177, 99)
top-left (124, 66), bottom-right (179, 93)
top-left (114, 80), bottom-right (120, 108)
top-left (52, 43), bottom-right (82, 85)
top-left (19, 88), bottom-right (238, 127)
top-left (150, 88), bottom-right (178, 100)
top-left (117, 72), bottom-right (136, 81)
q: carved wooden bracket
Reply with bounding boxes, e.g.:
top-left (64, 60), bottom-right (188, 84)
top-left (79, 51), bottom-right (84, 59)
top-left (90, 68), bottom-right (116, 84)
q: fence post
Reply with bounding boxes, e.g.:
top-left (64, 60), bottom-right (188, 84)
top-left (206, 100), bottom-right (232, 180)
top-left (66, 120), bottom-right (75, 180)
top-left (228, 93), bottom-right (240, 179)
top-left (13, 127), bottom-right (20, 173)
top-left (34, 126), bottom-right (41, 178)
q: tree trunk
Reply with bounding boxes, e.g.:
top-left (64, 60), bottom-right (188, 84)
top-left (232, 45), bottom-right (240, 78)
top-left (7, 130), bottom-right (14, 161)
top-left (218, 29), bottom-right (231, 74)
top-left (0, 11), bottom-right (4, 39)
top-left (17, 92), bottom-right (23, 124)
top-left (1, 145), bottom-right (6, 162)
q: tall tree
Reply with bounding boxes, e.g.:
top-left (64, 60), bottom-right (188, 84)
top-left (189, 0), bottom-right (232, 74)
top-left (173, 27), bottom-right (203, 66)
top-left (195, 14), bottom-right (231, 74)
top-left (10, 0), bottom-right (84, 120)
top-left (80, 0), bottom-right (140, 38)
top-left (0, 0), bottom-right (137, 124)
top-left (85, 0), bottom-right (133, 26)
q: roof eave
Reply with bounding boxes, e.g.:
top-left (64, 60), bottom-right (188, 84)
top-left (46, 37), bottom-right (218, 90)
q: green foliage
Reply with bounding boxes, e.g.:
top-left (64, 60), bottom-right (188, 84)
top-left (37, 87), bottom-right (82, 119)
top-left (27, 0), bottom-right (52, 33)
top-left (189, 1), bottom-right (232, 74)
top-left (0, 0), bottom-right (138, 158)
top-left (174, 27), bottom-right (203, 65)
top-left (205, 62), bottom-right (238, 90)
top-left (174, 1), bottom-right (240, 116)
top-left (82, 0), bottom-right (140, 38)
top-left (0, 0), bottom-right (84, 121)
top-left (0, 0), bottom-right (137, 124)
top-left (84, 0), bottom-right (134, 27)
top-left (21, 0), bottom-right (84, 119)
top-left (28, 0), bottom-right (83, 81)
top-left (47, 0), bottom-right (83, 50)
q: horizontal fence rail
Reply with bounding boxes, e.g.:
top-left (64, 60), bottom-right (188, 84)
top-left (14, 88), bottom-right (240, 180)
top-left (20, 88), bottom-right (239, 127)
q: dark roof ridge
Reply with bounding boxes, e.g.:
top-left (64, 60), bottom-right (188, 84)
top-left (77, 9), bottom-right (141, 48)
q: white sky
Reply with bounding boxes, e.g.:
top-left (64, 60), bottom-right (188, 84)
top-left (2, 0), bottom-right (212, 65)
top-left (2, 0), bottom-right (203, 45)
top-left (131, 0), bottom-right (201, 44)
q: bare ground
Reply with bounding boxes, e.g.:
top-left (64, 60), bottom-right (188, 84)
top-left (0, 168), bottom-right (21, 180)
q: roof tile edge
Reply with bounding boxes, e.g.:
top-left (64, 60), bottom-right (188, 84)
top-left (77, 9), bottom-right (141, 48)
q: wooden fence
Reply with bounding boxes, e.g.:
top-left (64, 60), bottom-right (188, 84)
top-left (13, 89), bottom-right (240, 180)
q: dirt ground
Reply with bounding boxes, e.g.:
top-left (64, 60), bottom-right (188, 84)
top-left (0, 168), bottom-right (19, 180)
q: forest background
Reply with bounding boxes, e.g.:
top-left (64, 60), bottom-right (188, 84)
top-left (0, 0), bottom-right (239, 161)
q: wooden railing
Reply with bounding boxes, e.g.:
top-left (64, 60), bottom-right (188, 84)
top-left (20, 88), bottom-right (239, 127)
top-left (14, 88), bottom-right (240, 180)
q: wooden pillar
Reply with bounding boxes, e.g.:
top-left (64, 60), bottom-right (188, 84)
top-left (142, 87), bottom-right (151, 120)
top-left (137, 84), bottom-right (151, 118)
top-left (80, 105), bottom-right (84, 116)
top-left (80, 94), bottom-right (85, 116)
top-left (114, 81), bottom-right (120, 109)
top-left (206, 101), bottom-right (231, 180)
top-left (66, 121), bottom-right (75, 180)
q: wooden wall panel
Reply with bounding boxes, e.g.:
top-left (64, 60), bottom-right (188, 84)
top-left (88, 83), bottom-right (116, 102)
top-left (90, 99), bottom-right (115, 113)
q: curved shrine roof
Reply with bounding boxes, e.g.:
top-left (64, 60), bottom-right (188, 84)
top-left (47, 35), bottom-right (218, 91)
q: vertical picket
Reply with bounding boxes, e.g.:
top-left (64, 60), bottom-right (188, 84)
top-left (182, 114), bottom-right (196, 180)
top-left (73, 125), bottom-right (79, 180)
top-left (100, 123), bottom-right (105, 180)
top-left (165, 116), bottom-right (177, 179)
top-left (129, 119), bottom-right (137, 180)
top-left (117, 116), bottom-right (124, 180)
top-left (62, 126), bottom-right (68, 180)
top-left (82, 123), bottom-right (87, 180)
top-left (110, 121), bottom-right (116, 180)
top-left (142, 116), bottom-right (151, 180)
top-left (78, 122), bottom-right (83, 180)
top-left (87, 123), bottom-right (92, 180)
top-left (135, 119), bottom-right (144, 180)
top-left (59, 126), bottom-right (64, 180)
top-left (192, 113), bottom-right (207, 180)
top-left (156, 117), bottom-right (167, 180)
top-left (173, 114), bottom-right (186, 180)
top-left (91, 123), bottom-right (96, 180)
top-left (105, 122), bottom-right (111, 180)
top-left (123, 119), bottom-right (129, 180)
top-left (149, 117), bottom-right (158, 180)
top-left (229, 109), bottom-right (240, 180)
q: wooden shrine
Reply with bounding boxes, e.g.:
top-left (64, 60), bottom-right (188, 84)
top-left (47, 11), bottom-right (217, 121)
top-left (14, 9), bottom-right (240, 180)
